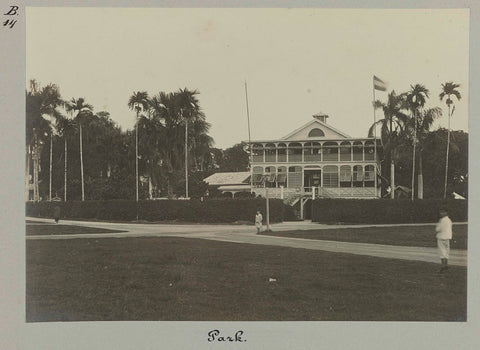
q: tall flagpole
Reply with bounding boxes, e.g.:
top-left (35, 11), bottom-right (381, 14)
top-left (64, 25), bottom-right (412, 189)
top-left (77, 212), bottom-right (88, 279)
top-left (245, 81), bottom-right (253, 194)
top-left (373, 75), bottom-right (392, 198)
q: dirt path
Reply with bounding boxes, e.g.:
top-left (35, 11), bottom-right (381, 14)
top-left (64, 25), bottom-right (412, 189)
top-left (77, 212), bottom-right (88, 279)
top-left (26, 217), bottom-right (467, 266)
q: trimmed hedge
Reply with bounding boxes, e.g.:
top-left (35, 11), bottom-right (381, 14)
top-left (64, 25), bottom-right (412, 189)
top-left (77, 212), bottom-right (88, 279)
top-left (26, 198), bottom-right (288, 224)
top-left (312, 199), bottom-right (468, 224)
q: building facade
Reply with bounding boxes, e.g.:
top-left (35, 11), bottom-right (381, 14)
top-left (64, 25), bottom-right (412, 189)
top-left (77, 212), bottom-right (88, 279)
top-left (249, 113), bottom-right (381, 200)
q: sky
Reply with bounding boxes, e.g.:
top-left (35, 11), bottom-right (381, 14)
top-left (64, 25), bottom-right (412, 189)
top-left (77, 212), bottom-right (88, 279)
top-left (26, 7), bottom-right (469, 149)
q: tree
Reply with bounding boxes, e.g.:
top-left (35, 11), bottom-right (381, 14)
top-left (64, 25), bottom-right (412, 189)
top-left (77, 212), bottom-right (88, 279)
top-left (219, 143), bottom-right (250, 172)
top-left (175, 88), bottom-right (202, 198)
top-left (189, 117), bottom-right (214, 172)
top-left (410, 107), bottom-right (442, 199)
top-left (439, 82), bottom-right (462, 198)
top-left (137, 89), bottom-right (213, 198)
top-left (25, 81), bottom-right (63, 201)
top-left (421, 129), bottom-right (467, 198)
top-left (369, 91), bottom-right (409, 198)
top-left (66, 98), bottom-right (93, 201)
top-left (148, 91), bottom-right (180, 197)
top-left (128, 91), bottom-right (149, 202)
top-left (55, 113), bottom-right (76, 201)
top-left (131, 94), bottom-right (166, 199)
top-left (405, 84), bottom-right (429, 199)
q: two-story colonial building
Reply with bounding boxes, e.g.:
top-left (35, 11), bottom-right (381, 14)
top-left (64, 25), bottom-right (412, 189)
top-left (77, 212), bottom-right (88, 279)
top-left (248, 113), bottom-right (381, 204)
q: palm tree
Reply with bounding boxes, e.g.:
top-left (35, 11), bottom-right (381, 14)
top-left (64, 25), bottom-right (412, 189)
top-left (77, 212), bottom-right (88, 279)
top-left (128, 91), bottom-right (149, 203)
top-left (41, 84), bottom-right (63, 201)
top-left (175, 88), bottom-right (201, 198)
top-left (25, 81), bottom-right (63, 201)
top-left (55, 113), bottom-right (76, 201)
top-left (140, 93), bottom-right (172, 199)
top-left (414, 107), bottom-right (442, 199)
top-left (132, 89), bottom-right (211, 198)
top-left (405, 84), bottom-right (429, 199)
top-left (149, 91), bottom-right (180, 197)
top-left (439, 82), bottom-right (461, 198)
top-left (66, 98), bottom-right (93, 201)
top-left (190, 118), bottom-right (214, 171)
top-left (26, 93), bottom-right (49, 201)
top-left (369, 91), bottom-right (409, 198)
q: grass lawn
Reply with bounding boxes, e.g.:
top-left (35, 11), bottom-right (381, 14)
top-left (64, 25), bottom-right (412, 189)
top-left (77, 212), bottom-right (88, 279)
top-left (261, 224), bottom-right (468, 249)
top-left (26, 223), bottom-right (126, 236)
top-left (27, 235), bottom-right (466, 322)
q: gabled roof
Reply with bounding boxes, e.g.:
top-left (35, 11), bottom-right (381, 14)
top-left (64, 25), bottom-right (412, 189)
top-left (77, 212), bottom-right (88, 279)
top-left (281, 118), bottom-right (351, 140)
top-left (204, 172), bottom-right (250, 186)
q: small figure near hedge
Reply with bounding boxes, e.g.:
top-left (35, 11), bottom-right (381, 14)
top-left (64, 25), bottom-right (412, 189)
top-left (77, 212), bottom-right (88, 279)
top-left (255, 210), bottom-right (263, 234)
top-left (436, 208), bottom-right (453, 273)
top-left (53, 205), bottom-right (61, 224)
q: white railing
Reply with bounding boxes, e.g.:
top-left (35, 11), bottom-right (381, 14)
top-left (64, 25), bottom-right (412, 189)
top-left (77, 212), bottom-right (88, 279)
top-left (252, 186), bottom-right (379, 202)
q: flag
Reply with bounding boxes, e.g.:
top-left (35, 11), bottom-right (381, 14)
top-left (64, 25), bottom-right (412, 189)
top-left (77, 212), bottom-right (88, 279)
top-left (373, 75), bottom-right (387, 91)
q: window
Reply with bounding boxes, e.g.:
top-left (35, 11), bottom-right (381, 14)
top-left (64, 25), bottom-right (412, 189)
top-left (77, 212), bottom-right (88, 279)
top-left (365, 141), bottom-right (375, 161)
top-left (340, 141), bottom-right (352, 161)
top-left (264, 166), bottom-right (276, 187)
top-left (308, 128), bottom-right (325, 137)
top-left (364, 165), bottom-right (375, 187)
top-left (304, 142), bottom-right (321, 162)
top-left (253, 166), bottom-right (263, 174)
top-left (265, 143), bottom-right (276, 162)
top-left (277, 166), bottom-right (287, 186)
top-left (265, 174), bottom-right (276, 187)
top-left (252, 167), bottom-right (264, 187)
top-left (252, 144), bottom-right (264, 162)
top-left (340, 165), bottom-right (352, 188)
top-left (353, 141), bottom-right (363, 161)
top-left (288, 143), bottom-right (303, 162)
top-left (323, 165), bottom-right (339, 188)
top-left (353, 165), bottom-right (363, 187)
top-left (277, 143), bottom-right (287, 162)
top-left (323, 142), bottom-right (338, 161)
top-left (264, 166), bottom-right (275, 173)
top-left (288, 166), bottom-right (302, 188)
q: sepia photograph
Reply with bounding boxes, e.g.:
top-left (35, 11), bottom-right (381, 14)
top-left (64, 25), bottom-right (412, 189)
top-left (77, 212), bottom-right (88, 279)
top-left (1, 1), bottom-right (479, 349)
top-left (24, 6), bottom-right (469, 322)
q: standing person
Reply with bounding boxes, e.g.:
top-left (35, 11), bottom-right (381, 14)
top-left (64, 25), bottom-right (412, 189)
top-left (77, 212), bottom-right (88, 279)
top-left (435, 208), bottom-right (453, 273)
top-left (255, 210), bottom-right (263, 234)
top-left (53, 205), bottom-right (61, 224)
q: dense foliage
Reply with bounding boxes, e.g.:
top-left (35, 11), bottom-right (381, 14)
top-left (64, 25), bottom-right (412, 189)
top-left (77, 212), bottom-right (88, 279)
top-left (26, 79), bottom-right (467, 203)
top-left (26, 198), bottom-right (287, 223)
top-left (26, 82), bottom-right (220, 201)
top-left (370, 81), bottom-right (467, 199)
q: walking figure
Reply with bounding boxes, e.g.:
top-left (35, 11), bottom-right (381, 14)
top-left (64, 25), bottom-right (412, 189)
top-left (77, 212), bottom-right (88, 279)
top-left (255, 210), bottom-right (263, 234)
top-left (53, 205), bottom-right (61, 224)
top-left (435, 208), bottom-right (452, 273)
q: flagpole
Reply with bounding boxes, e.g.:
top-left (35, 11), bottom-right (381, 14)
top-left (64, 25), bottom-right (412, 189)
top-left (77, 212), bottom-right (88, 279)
top-left (373, 75), bottom-right (391, 198)
top-left (245, 81), bottom-right (253, 194)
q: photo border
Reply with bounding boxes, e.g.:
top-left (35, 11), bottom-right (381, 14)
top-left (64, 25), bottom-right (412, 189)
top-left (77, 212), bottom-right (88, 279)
top-left (1, 1), bottom-right (478, 349)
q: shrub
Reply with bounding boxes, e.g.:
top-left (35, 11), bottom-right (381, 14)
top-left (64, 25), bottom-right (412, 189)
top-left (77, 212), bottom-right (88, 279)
top-left (311, 198), bottom-right (468, 224)
top-left (26, 198), bottom-right (288, 224)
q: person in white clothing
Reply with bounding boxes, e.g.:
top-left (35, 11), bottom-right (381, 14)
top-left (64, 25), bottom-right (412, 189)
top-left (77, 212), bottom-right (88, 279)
top-left (435, 209), bottom-right (453, 273)
top-left (255, 210), bottom-right (263, 234)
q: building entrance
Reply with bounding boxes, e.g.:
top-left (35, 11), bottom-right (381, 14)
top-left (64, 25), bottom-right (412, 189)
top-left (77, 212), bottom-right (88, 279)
top-left (304, 169), bottom-right (322, 191)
